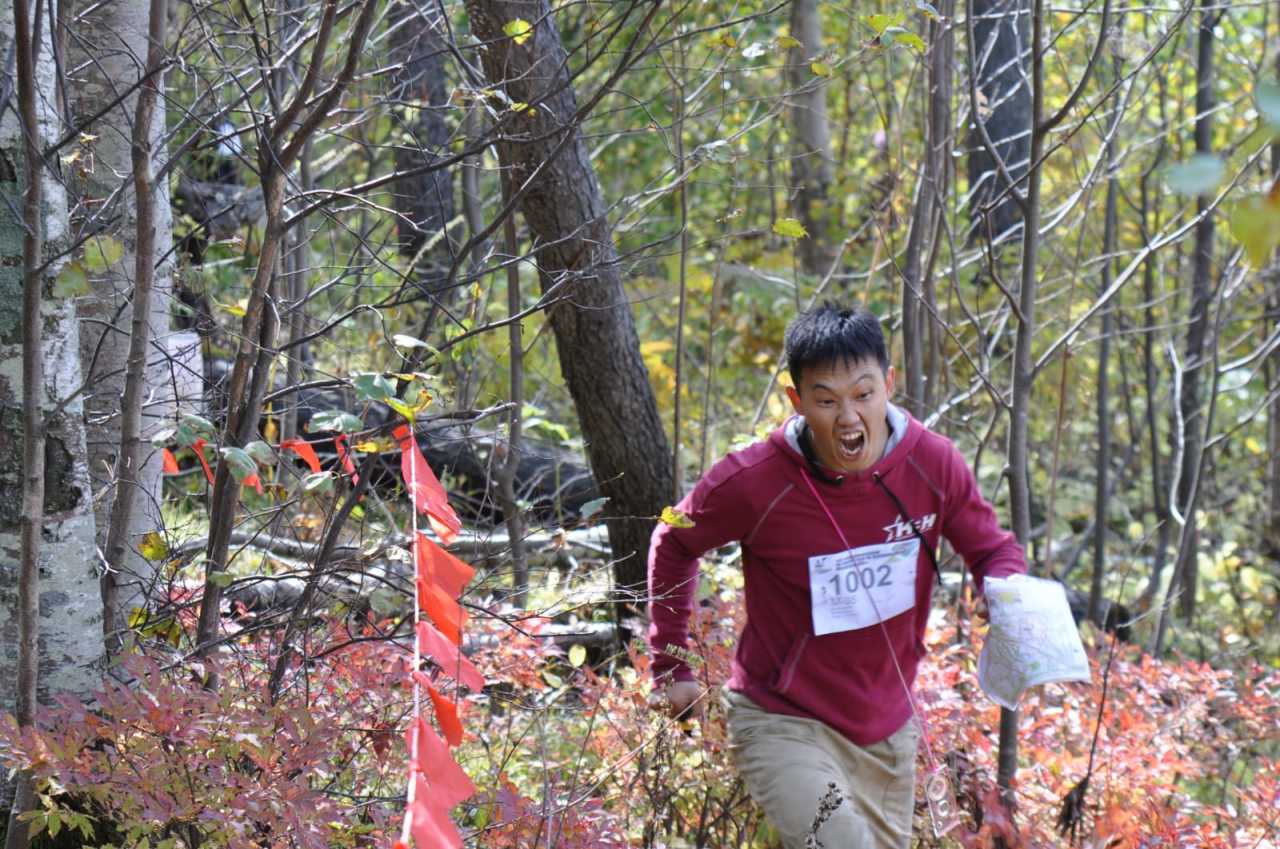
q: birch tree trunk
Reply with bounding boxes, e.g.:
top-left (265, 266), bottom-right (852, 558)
top-left (70, 0), bottom-right (177, 635)
top-left (0, 0), bottom-right (100, 819)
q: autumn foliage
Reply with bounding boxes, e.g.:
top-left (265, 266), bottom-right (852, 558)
top-left (2, 568), bottom-right (1277, 848)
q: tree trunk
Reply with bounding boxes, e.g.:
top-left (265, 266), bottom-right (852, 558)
top-left (901, 4), bottom-right (954, 416)
top-left (786, 0), bottom-right (837, 275)
top-left (389, 0), bottom-right (457, 322)
top-left (70, 0), bottom-right (177, 635)
top-left (1, 0), bottom-right (100, 822)
top-left (966, 0), bottom-right (1031, 241)
top-left (1137, 164), bottom-right (1173, 612)
top-left (466, 0), bottom-right (673, 602)
top-left (1174, 0), bottom-right (1219, 621)
top-left (1089, 125), bottom-right (1118, 626)
top-left (1266, 34), bottom-right (1280, 555)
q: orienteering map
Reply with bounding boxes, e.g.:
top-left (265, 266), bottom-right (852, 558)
top-left (978, 574), bottom-right (1092, 709)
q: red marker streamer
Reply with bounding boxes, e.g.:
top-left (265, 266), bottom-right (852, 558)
top-left (396, 423), bottom-right (478, 847)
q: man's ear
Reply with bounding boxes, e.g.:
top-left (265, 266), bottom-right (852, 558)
top-left (785, 385), bottom-right (803, 413)
top-left (884, 365), bottom-right (896, 398)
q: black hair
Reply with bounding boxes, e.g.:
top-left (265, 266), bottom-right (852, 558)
top-left (784, 302), bottom-right (889, 387)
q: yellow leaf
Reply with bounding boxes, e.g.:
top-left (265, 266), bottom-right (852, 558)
top-left (777, 34), bottom-right (801, 49)
top-left (810, 61), bottom-right (833, 78)
top-left (1246, 436), bottom-right (1264, 455)
top-left (503, 18), bottom-right (532, 45)
top-left (568, 644), bottom-right (587, 668)
top-left (1229, 195), bottom-right (1280, 268)
top-left (387, 397), bottom-right (417, 422)
top-left (353, 441), bottom-right (383, 453)
top-left (715, 33), bottom-right (737, 48)
top-left (773, 218), bottom-right (810, 238)
top-left (510, 101), bottom-right (537, 116)
top-left (139, 531), bottom-right (168, 561)
top-left (411, 388), bottom-right (434, 414)
top-left (660, 506), bottom-right (695, 528)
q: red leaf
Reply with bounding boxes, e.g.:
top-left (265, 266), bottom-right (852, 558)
top-left (417, 575), bottom-right (465, 645)
top-left (409, 773), bottom-right (463, 849)
top-left (333, 433), bottom-right (359, 483)
top-left (413, 532), bottom-right (475, 598)
top-left (417, 621), bottom-right (484, 691)
top-left (394, 425), bottom-right (461, 544)
top-left (243, 473), bottom-right (264, 495)
top-left (192, 438), bottom-right (215, 484)
top-left (162, 448), bottom-right (179, 474)
top-left (425, 682), bottom-right (464, 747)
top-left (404, 715), bottom-right (475, 808)
top-left (280, 438), bottom-right (322, 473)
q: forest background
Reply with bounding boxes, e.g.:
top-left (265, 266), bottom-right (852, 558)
top-left (1, 0), bottom-right (1279, 845)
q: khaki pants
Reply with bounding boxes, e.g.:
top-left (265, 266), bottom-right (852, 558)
top-left (724, 690), bottom-right (918, 849)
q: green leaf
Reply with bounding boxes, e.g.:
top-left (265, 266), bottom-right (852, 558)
top-left (352, 373), bottom-right (396, 403)
top-left (47, 812), bottom-right (60, 839)
top-left (568, 644), bottom-right (587, 668)
top-left (579, 496), bottom-right (609, 520)
top-left (309, 409), bottom-right (363, 433)
top-left (541, 669), bottom-right (564, 689)
top-left (52, 262), bottom-right (91, 298)
top-left (302, 472), bottom-right (335, 494)
top-left (207, 571), bottom-right (234, 588)
top-left (865, 13), bottom-right (904, 35)
top-left (1256, 80), bottom-right (1280, 133)
top-left (809, 61), bottom-right (832, 78)
top-left (773, 217), bottom-right (810, 238)
top-left (1229, 195), bottom-right (1280, 267)
top-left (777, 34), bottom-right (801, 49)
top-left (244, 440), bottom-right (275, 465)
top-left (219, 446), bottom-right (257, 482)
top-left (1165, 154), bottom-right (1224, 196)
top-left (84, 236), bottom-right (124, 271)
top-left (503, 18), bottom-right (532, 45)
top-left (181, 413), bottom-right (217, 440)
top-left (883, 27), bottom-right (927, 51)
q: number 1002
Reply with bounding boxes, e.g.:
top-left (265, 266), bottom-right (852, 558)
top-left (828, 563), bottom-right (891, 596)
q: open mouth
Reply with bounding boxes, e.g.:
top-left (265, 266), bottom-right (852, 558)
top-left (836, 431), bottom-right (866, 462)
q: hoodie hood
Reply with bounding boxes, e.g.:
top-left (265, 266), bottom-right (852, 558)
top-left (778, 403), bottom-right (915, 485)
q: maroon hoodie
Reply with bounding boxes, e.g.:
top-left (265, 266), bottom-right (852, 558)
top-left (648, 412), bottom-right (1026, 746)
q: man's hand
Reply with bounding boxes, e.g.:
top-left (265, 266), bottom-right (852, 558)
top-left (664, 680), bottom-right (705, 722)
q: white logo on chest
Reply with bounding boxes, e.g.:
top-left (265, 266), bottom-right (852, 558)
top-left (883, 513), bottom-right (936, 542)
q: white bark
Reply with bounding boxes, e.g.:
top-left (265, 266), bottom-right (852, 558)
top-left (70, 0), bottom-right (177, 627)
top-left (0, 0), bottom-right (102, 811)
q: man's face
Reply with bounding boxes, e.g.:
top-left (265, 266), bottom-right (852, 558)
top-left (786, 357), bottom-right (895, 474)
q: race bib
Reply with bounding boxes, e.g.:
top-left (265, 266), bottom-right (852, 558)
top-left (808, 539), bottom-right (919, 635)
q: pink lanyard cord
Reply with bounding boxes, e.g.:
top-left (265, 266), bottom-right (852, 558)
top-left (798, 469), bottom-right (943, 773)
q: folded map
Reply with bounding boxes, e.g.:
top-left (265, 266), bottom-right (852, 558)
top-left (978, 574), bottom-right (1092, 709)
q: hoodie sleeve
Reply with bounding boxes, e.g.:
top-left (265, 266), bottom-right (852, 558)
top-left (939, 442), bottom-right (1027, 591)
top-left (647, 454), bottom-right (754, 684)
